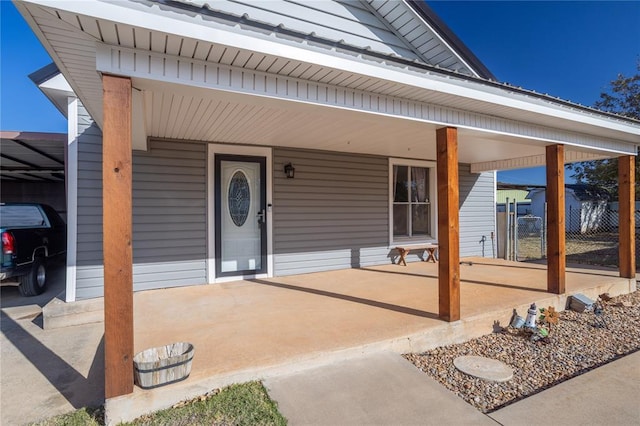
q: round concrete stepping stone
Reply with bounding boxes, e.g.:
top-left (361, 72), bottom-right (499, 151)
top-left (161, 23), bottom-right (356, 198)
top-left (453, 356), bottom-right (513, 382)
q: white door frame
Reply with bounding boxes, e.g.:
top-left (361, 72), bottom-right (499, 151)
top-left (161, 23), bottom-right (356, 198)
top-left (207, 144), bottom-right (273, 283)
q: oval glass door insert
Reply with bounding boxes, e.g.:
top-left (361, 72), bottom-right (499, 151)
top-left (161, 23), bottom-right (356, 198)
top-left (228, 171), bottom-right (251, 226)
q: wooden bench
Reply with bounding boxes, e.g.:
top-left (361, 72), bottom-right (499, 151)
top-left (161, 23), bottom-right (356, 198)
top-left (395, 244), bottom-right (438, 266)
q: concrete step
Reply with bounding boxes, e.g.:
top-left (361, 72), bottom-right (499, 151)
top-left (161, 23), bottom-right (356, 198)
top-left (42, 295), bottom-right (103, 329)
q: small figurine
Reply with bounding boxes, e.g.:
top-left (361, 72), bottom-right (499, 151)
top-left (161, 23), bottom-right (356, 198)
top-left (524, 303), bottom-right (537, 329)
top-left (593, 298), bottom-right (607, 329)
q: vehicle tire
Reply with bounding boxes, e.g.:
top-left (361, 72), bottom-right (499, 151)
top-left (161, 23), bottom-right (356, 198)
top-left (18, 257), bottom-right (47, 297)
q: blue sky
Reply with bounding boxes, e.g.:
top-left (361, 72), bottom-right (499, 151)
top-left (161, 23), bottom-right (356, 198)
top-left (1, 1), bottom-right (639, 184)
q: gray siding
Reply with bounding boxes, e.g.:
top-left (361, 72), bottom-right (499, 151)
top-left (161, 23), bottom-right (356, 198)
top-left (459, 165), bottom-right (495, 257)
top-left (272, 151), bottom-right (496, 275)
top-left (75, 111), bottom-right (208, 298)
top-left (131, 140), bottom-right (207, 291)
top-left (75, 103), bottom-right (104, 298)
top-left (74, 125), bottom-right (494, 297)
top-left (272, 149), bottom-right (390, 275)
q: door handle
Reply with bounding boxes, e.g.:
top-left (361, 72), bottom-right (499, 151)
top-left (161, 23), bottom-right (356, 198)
top-left (257, 209), bottom-right (266, 225)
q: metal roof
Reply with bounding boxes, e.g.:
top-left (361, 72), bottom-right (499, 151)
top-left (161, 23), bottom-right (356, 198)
top-left (496, 189), bottom-right (531, 204)
top-left (14, 0), bottom-right (640, 173)
top-left (156, 0), bottom-right (637, 126)
top-left (406, 0), bottom-right (495, 80)
top-left (162, 0), bottom-right (485, 77)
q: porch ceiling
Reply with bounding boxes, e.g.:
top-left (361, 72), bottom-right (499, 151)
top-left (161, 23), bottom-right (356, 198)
top-left (135, 77), bottom-right (611, 167)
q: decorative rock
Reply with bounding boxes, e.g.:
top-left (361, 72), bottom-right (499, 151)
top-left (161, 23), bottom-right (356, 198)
top-left (453, 356), bottom-right (513, 382)
top-left (404, 290), bottom-right (640, 413)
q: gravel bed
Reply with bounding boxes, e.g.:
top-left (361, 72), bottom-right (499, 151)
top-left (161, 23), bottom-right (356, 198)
top-left (404, 290), bottom-right (640, 413)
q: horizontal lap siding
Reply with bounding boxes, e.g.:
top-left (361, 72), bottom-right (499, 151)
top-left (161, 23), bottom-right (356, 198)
top-left (131, 140), bottom-right (207, 291)
top-left (459, 164), bottom-right (495, 257)
top-left (75, 115), bottom-right (208, 298)
top-left (273, 149), bottom-right (390, 275)
top-left (74, 124), bottom-right (492, 297)
top-left (76, 103), bottom-right (104, 299)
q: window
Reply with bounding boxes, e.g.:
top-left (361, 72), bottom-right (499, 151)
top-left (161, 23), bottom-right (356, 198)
top-left (390, 160), bottom-right (435, 242)
top-left (0, 205), bottom-right (48, 228)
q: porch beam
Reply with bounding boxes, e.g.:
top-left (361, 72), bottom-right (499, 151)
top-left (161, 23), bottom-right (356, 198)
top-left (470, 151), bottom-right (611, 174)
top-left (546, 144), bottom-right (566, 294)
top-left (102, 74), bottom-right (134, 399)
top-left (96, 45), bottom-right (637, 157)
top-left (436, 127), bottom-right (460, 322)
top-left (618, 155), bottom-right (636, 278)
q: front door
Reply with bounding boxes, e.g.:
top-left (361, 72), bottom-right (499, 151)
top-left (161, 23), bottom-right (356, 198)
top-left (215, 155), bottom-right (267, 277)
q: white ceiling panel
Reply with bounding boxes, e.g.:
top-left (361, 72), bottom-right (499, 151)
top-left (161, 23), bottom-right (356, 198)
top-left (136, 75), bottom-right (632, 170)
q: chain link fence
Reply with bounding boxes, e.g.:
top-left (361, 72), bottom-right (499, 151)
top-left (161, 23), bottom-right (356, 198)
top-left (509, 205), bottom-right (640, 267)
top-left (564, 206), bottom-right (640, 267)
top-left (516, 216), bottom-right (545, 261)
top-left (498, 202), bottom-right (640, 267)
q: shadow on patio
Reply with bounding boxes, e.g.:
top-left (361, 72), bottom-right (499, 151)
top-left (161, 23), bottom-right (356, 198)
top-left (104, 257), bottom-right (636, 422)
top-left (130, 257), bottom-right (634, 386)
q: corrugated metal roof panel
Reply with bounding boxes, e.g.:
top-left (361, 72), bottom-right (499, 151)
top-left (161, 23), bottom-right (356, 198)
top-left (496, 189), bottom-right (531, 204)
top-left (170, 0), bottom-right (420, 60)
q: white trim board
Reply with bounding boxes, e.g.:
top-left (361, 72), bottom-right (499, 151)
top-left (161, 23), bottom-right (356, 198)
top-left (65, 97), bottom-right (79, 302)
top-left (388, 158), bottom-right (438, 247)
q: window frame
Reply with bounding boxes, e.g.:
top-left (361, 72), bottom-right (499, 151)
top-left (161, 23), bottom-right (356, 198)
top-left (388, 158), bottom-right (438, 245)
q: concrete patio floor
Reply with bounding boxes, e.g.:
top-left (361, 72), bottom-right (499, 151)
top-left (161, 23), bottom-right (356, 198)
top-left (106, 257), bottom-right (636, 423)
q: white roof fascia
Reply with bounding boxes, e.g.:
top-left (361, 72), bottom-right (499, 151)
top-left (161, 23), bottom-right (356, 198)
top-left (37, 72), bottom-right (75, 118)
top-left (39, 72), bottom-right (73, 94)
top-left (436, 74), bottom-right (640, 137)
top-left (21, 0), bottom-right (640, 139)
top-left (14, 1), bottom-right (98, 122)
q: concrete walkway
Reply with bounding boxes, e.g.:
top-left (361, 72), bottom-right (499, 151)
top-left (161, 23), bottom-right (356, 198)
top-left (0, 311), bottom-right (104, 425)
top-left (265, 352), bottom-right (496, 425)
top-left (489, 350), bottom-right (640, 426)
top-left (265, 351), bottom-right (640, 426)
top-left (2, 260), bottom-right (637, 424)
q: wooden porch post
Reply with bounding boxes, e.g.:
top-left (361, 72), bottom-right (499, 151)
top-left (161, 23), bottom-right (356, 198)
top-left (546, 144), bottom-right (565, 294)
top-left (102, 74), bottom-right (134, 399)
top-left (618, 155), bottom-right (636, 278)
top-left (436, 127), bottom-right (460, 322)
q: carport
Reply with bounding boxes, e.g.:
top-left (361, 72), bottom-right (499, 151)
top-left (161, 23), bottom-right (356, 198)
top-left (0, 131), bottom-right (67, 219)
top-left (1, 63), bottom-right (72, 218)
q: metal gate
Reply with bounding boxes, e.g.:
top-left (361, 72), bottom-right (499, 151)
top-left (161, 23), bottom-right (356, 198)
top-left (516, 216), bottom-right (545, 261)
top-left (498, 199), bottom-right (545, 261)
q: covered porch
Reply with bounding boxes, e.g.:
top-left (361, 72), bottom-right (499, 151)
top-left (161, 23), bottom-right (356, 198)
top-left (96, 39), bottom-right (640, 409)
top-left (15, 0), bottom-right (640, 415)
top-left (105, 257), bottom-right (636, 422)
